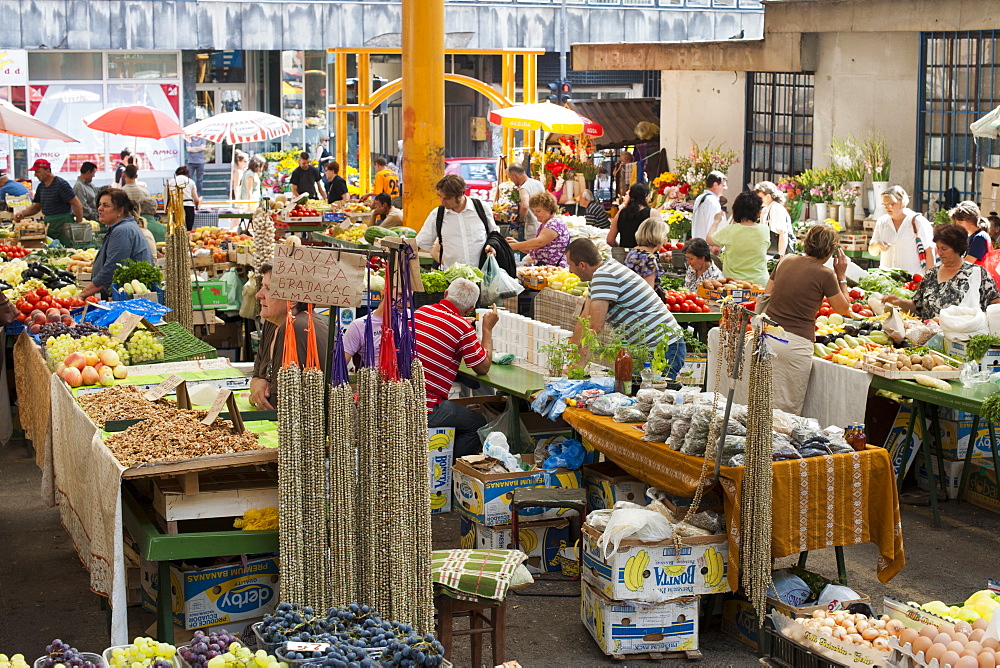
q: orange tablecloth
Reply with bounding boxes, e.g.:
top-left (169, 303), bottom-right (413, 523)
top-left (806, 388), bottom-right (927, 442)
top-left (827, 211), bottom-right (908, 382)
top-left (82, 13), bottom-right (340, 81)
top-left (562, 407), bottom-right (905, 590)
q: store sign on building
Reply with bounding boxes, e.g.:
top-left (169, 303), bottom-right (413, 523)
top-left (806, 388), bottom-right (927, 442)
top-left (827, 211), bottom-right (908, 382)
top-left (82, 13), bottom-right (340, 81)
top-left (0, 50), bottom-right (28, 86)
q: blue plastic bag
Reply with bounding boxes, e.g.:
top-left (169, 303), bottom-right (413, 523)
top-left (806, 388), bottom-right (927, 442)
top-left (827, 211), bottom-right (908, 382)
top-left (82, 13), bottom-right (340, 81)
top-left (543, 438), bottom-right (585, 470)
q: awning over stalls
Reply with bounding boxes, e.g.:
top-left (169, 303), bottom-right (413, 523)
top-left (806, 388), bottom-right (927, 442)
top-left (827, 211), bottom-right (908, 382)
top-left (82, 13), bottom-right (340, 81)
top-left (567, 98), bottom-right (660, 149)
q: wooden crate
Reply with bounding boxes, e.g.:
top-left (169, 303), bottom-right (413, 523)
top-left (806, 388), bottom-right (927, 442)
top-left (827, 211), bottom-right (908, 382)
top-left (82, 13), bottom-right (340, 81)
top-left (533, 287), bottom-right (585, 331)
top-left (152, 465), bottom-right (278, 534)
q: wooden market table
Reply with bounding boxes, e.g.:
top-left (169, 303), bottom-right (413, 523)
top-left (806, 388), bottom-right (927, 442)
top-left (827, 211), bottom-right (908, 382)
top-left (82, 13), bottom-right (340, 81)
top-left (562, 407), bottom-right (906, 591)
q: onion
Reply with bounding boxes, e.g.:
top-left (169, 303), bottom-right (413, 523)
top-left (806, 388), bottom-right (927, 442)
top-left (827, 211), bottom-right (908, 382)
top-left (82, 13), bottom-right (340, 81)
top-left (862, 628), bottom-right (879, 641)
top-left (856, 619), bottom-right (870, 632)
top-left (848, 633), bottom-right (864, 644)
top-left (873, 637), bottom-right (889, 650)
top-left (822, 618), bottom-right (836, 628)
top-left (812, 610), bottom-right (827, 619)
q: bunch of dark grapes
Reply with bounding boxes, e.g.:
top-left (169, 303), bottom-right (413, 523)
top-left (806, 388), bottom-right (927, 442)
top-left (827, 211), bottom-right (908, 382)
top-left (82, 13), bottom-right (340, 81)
top-left (178, 629), bottom-right (236, 667)
top-left (37, 322), bottom-right (109, 343)
top-left (39, 640), bottom-right (98, 668)
top-left (258, 603), bottom-right (328, 646)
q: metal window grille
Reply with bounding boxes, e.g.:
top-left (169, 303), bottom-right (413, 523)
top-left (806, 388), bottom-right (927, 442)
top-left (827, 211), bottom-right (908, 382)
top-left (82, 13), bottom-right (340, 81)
top-left (916, 31), bottom-right (1000, 214)
top-left (743, 71), bottom-right (815, 189)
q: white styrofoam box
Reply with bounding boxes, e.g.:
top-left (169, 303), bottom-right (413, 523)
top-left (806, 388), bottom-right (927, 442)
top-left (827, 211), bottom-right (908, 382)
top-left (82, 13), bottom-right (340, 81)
top-left (915, 457), bottom-right (964, 500)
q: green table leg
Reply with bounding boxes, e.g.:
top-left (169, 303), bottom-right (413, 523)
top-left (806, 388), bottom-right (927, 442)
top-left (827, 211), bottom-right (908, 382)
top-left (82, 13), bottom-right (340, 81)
top-left (928, 405), bottom-right (947, 501)
top-left (158, 560), bottom-right (173, 644)
top-left (896, 401), bottom-right (919, 489)
top-left (797, 552), bottom-right (808, 569)
top-left (958, 414), bottom-right (981, 502)
top-left (835, 546), bottom-right (848, 585)
top-left (916, 402), bottom-right (941, 528)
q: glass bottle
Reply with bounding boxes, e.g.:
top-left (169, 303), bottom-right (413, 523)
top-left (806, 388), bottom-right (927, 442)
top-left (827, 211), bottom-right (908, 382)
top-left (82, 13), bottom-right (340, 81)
top-left (853, 425), bottom-right (867, 451)
top-left (614, 347), bottom-right (633, 395)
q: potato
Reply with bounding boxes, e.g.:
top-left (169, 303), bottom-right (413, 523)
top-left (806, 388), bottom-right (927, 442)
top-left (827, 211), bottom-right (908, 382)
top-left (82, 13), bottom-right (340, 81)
top-left (931, 354), bottom-right (945, 367)
top-left (932, 365), bottom-right (954, 371)
top-left (921, 354), bottom-right (935, 369)
top-left (910, 354), bottom-right (923, 365)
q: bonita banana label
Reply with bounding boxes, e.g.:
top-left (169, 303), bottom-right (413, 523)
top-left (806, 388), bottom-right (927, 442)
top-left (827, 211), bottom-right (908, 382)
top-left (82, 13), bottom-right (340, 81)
top-left (582, 581), bottom-right (699, 655)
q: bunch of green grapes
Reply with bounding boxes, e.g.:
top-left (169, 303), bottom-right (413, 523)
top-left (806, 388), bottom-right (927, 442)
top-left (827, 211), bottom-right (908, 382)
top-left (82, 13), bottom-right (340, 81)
top-left (110, 324), bottom-right (164, 362)
top-left (0, 654), bottom-right (29, 668)
top-left (45, 333), bottom-right (131, 367)
top-left (107, 637), bottom-right (175, 668)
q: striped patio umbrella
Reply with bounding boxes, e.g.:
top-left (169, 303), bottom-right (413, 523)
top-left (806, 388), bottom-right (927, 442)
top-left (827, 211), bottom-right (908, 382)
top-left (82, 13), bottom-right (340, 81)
top-left (183, 111), bottom-right (292, 144)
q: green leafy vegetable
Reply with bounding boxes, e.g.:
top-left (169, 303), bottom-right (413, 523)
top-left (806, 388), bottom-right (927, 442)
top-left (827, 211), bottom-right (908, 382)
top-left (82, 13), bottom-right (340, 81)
top-left (113, 259), bottom-right (162, 288)
top-left (420, 263), bottom-right (484, 294)
top-left (660, 276), bottom-right (685, 292)
top-left (964, 335), bottom-right (1000, 362)
top-left (982, 394), bottom-right (1000, 424)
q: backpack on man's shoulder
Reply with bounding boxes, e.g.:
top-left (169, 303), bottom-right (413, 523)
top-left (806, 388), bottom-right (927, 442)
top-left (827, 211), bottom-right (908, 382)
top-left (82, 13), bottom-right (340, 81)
top-left (435, 197), bottom-right (517, 277)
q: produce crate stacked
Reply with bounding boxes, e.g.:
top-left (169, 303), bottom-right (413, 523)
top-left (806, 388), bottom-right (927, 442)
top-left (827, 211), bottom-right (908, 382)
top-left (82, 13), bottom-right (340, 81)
top-left (533, 287), bottom-right (586, 332)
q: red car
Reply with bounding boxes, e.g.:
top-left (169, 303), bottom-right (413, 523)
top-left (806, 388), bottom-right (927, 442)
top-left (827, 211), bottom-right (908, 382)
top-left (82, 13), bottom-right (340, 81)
top-left (444, 158), bottom-right (497, 201)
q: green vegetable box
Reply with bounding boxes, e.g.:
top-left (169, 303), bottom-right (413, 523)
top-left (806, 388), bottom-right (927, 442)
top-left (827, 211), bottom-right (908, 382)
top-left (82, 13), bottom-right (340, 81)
top-left (191, 281), bottom-right (227, 310)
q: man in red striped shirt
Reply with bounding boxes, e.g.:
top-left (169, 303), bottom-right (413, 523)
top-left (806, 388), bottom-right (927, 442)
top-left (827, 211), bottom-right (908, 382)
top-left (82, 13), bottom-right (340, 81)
top-left (415, 278), bottom-right (498, 459)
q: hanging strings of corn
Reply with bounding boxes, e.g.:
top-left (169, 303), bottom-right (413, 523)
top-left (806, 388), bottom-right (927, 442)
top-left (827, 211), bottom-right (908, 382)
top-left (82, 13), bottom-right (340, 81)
top-left (277, 305), bottom-right (305, 606)
top-left (740, 323), bottom-right (775, 623)
top-left (300, 305), bottom-right (328, 611)
top-left (251, 198), bottom-right (275, 271)
top-left (163, 185), bottom-right (193, 330)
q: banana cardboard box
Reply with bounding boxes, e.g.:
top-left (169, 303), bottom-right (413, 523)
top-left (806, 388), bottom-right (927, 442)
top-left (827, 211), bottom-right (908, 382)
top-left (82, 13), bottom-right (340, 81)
top-left (140, 556), bottom-right (279, 630)
top-left (458, 515), bottom-right (570, 574)
top-left (428, 428), bottom-right (455, 514)
top-left (582, 461), bottom-right (649, 511)
top-left (581, 581), bottom-right (698, 657)
top-left (581, 524), bottom-right (729, 603)
top-left (452, 455), bottom-right (581, 526)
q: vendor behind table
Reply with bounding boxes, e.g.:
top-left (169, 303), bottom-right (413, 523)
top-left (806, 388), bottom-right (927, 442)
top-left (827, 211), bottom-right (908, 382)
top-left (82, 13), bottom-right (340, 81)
top-left (79, 188), bottom-right (154, 300)
top-left (12, 158), bottom-right (83, 248)
top-left (757, 224), bottom-right (852, 415)
top-left (868, 185), bottom-right (936, 275)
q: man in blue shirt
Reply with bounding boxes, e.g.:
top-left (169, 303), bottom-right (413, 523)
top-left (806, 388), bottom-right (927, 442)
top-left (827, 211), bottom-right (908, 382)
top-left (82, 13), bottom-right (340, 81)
top-left (13, 159), bottom-right (83, 248)
top-left (0, 170), bottom-right (28, 206)
top-left (187, 136), bottom-right (207, 195)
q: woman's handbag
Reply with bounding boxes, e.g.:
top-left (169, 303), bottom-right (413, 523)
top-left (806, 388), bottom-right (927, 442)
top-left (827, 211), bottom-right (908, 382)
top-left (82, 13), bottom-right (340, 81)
top-left (0, 292), bottom-right (19, 326)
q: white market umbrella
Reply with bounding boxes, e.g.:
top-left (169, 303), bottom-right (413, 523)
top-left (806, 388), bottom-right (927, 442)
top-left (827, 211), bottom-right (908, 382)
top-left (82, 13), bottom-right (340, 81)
top-left (183, 110), bottom-right (291, 144)
top-left (488, 102), bottom-right (603, 137)
top-left (0, 99), bottom-right (78, 142)
top-left (971, 105), bottom-right (1000, 139)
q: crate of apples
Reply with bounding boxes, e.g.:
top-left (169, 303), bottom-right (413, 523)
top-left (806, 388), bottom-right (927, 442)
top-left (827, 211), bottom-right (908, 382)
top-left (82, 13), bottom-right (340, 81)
top-left (665, 290), bottom-right (710, 313)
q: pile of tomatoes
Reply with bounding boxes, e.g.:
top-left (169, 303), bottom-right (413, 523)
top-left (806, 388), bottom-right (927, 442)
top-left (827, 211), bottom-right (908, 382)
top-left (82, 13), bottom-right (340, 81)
top-left (289, 204), bottom-right (321, 218)
top-left (0, 244), bottom-right (29, 258)
top-left (664, 290), bottom-right (711, 313)
top-left (661, 242), bottom-right (685, 252)
top-left (14, 288), bottom-right (95, 321)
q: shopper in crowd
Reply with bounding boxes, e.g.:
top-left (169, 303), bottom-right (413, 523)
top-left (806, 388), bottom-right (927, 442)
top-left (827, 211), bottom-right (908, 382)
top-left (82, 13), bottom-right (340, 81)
top-left (755, 180), bottom-right (793, 255)
top-left (624, 218), bottom-right (669, 290)
top-left (415, 174), bottom-right (498, 270)
top-left (507, 163), bottom-right (544, 241)
top-left (883, 224), bottom-right (1000, 320)
top-left (607, 183), bottom-right (660, 248)
top-left (691, 170), bottom-right (726, 244)
top-left (868, 185), bottom-right (935, 276)
top-left (166, 165), bottom-right (201, 231)
top-left (683, 238), bottom-right (724, 292)
top-left (230, 150), bottom-right (249, 200)
top-left (414, 278), bottom-right (498, 460)
top-left (756, 224), bottom-right (852, 415)
top-left (324, 161), bottom-right (349, 203)
top-left (707, 190), bottom-right (770, 287)
top-left (580, 189), bottom-right (610, 229)
top-left (114, 148), bottom-right (133, 188)
top-left (250, 263), bottom-right (330, 410)
top-left (315, 137), bottom-right (332, 167)
top-left (342, 298), bottom-right (388, 370)
top-left (186, 135), bottom-right (207, 195)
top-left (0, 170), bottom-right (28, 203)
top-left (366, 156), bottom-right (400, 201)
top-left (73, 162), bottom-right (99, 220)
top-left (79, 188), bottom-right (153, 300)
top-left (566, 238), bottom-right (685, 379)
top-left (989, 212), bottom-right (1000, 246)
top-left (507, 191), bottom-right (570, 267)
top-left (948, 200), bottom-right (992, 265)
top-left (13, 159), bottom-right (83, 248)
top-left (289, 152), bottom-right (322, 199)
top-left (242, 155), bottom-right (266, 202)
top-left (369, 193), bottom-right (403, 228)
top-left (120, 164), bottom-right (150, 205)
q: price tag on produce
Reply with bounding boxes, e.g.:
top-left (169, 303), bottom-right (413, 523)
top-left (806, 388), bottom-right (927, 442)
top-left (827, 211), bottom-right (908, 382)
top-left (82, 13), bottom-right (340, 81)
top-left (113, 311), bottom-right (144, 341)
top-left (201, 388), bottom-right (232, 425)
top-left (143, 375), bottom-right (185, 402)
top-left (284, 642), bottom-right (330, 653)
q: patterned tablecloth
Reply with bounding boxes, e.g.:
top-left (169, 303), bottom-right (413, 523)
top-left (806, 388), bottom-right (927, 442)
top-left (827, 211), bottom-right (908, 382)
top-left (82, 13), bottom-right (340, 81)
top-left (562, 408), bottom-right (906, 592)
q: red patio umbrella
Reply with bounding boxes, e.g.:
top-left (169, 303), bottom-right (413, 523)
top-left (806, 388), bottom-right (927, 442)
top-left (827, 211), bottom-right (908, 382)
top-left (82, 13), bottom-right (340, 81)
top-left (83, 105), bottom-right (184, 139)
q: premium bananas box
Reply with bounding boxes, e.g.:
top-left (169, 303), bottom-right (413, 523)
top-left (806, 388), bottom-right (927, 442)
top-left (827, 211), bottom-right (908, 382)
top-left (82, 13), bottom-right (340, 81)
top-left (458, 515), bottom-right (571, 574)
top-left (452, 455), bottom-right (581, 526)
top-left (581, 524), bottom-right (729, 603)
top-left (581, 581), bottom-right (698, 656)
top-left (140, 556), bottom-right (278, 630)
top-left (428, 428), bottom-right (455, 514)
top-left (583, 461), bottom-right (649, 511)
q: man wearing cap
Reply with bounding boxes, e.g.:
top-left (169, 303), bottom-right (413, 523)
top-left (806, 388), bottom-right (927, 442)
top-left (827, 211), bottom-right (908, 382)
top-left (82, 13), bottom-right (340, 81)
top-left (0, 170), bottom-right (28, 205)
top-left (13, 159), bottom-right (83, 247)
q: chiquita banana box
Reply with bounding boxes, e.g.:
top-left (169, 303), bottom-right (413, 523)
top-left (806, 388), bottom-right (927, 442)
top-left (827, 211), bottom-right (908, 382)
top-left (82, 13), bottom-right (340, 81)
top-left (582, 461), bottom-right (649, 510)
top-left (581, 524), bottom-right (730, 603)
top-left (141, 556), bottom-right (279, 630)
top-left (428, 428), bottom-right (455, 514)
top-left (452, 456), bottom-right (581, 526)
top-left (458, 515), bottom-right (570, 573)
top-left (581, 581), bottom-right (699, 656)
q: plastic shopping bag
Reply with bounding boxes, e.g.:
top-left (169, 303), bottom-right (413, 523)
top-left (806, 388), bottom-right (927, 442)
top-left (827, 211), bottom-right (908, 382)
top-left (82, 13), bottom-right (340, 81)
top-left (477, 397), bottom-right (536, 454)
top-left (480, 254), bottom-right (524, 306)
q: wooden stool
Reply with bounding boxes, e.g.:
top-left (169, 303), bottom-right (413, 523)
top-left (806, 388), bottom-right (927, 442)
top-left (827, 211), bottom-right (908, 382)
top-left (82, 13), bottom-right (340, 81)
top-left (434, 594), bottom-right (506, 667)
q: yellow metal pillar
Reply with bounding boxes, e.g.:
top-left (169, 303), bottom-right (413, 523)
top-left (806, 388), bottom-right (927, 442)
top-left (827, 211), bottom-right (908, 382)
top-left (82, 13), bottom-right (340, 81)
top-left (402, 0), bottom-right (445, 229)
top-left (501, 53), bottom-right (516, 164)
top-left (522, 54), bottom-right (537, 153)
top-left (333, 52), bottom-right (348, 178)
top-left (357, 54), bottom-right (372, 194)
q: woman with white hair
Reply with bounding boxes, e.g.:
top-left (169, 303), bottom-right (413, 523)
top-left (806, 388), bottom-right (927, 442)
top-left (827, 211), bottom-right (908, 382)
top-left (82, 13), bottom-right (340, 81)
top-left (868, 185), bottom-right (935, 276)
top-left (949, 200), bottom-right (993, 266)
top-left (755, 181), bottom-right (792, 255)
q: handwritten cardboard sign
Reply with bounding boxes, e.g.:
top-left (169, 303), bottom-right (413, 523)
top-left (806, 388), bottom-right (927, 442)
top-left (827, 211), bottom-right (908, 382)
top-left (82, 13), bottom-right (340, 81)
top-left (143, 375), bottom-right (185, 402)
top-left (112, 311), bottom-right (144, 341)
top-left (202, 388), bottom-right (232, 425)
top-left (269, 245), bottom-right (366, 307)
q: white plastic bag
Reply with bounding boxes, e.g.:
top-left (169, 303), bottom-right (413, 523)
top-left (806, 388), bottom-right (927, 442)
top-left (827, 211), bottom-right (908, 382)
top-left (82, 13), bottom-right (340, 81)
top-left (939, 304), bottom-right (988, 339)
top-left (817, 583), bottom-right (862, 606)
top-left (482, 431), bottom-right (521, 472)
top-left (480, 254), bottom-right (524, 306)
top-left (597, 507), bottom-right (674, 559)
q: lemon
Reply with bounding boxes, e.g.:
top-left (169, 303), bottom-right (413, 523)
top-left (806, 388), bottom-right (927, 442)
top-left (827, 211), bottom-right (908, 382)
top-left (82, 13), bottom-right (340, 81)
top-left (966, 590), bottom-right (994, 606)
top-left (974, 599), bottom-right (1000, 618)
top-left (955, 606), bottom-right (982, 622)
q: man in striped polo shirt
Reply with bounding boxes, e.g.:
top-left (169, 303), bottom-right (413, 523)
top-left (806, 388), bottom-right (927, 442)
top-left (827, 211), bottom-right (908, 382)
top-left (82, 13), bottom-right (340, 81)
top-left (566, 238), bottom-right (687, 380)
top-left (13, 159), bottom-right (83, 248)
top-left (415, 277), bottom-right (499, 459)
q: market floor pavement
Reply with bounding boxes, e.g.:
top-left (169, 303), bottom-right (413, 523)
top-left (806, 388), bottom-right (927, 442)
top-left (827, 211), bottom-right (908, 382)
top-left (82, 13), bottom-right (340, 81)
top-left (3, 437), bottom-right (1000, 667)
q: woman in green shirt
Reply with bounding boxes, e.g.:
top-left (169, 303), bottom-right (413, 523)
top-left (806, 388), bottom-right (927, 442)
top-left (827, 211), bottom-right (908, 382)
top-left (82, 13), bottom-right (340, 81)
top-left (707, 190), bottom-right (770, 286)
